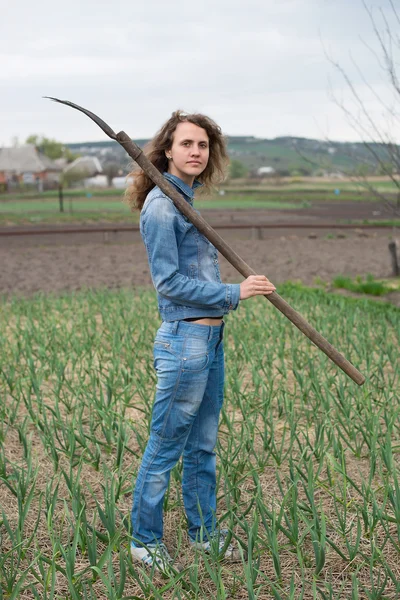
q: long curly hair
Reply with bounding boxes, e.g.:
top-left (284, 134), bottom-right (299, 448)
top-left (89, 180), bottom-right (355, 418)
top-left (124, 110), bottom-right (229, 211)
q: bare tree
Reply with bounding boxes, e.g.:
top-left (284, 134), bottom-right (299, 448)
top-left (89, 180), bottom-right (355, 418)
top-left (326, 0), bottom-right (400, 216)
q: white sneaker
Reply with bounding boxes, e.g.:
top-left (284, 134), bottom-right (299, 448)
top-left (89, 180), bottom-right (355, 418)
top-left (189, 528), bottom-right (244, 562)
top-left (130, 541), bottom-right (182, 574)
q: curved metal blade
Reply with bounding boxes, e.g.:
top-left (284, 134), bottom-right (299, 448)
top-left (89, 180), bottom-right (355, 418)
top-left (44, 97), bottom-right (117, 140)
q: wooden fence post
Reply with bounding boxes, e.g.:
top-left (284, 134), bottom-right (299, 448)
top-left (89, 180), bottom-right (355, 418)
top-left (388, 241), bottom-right (399, 276)
top-left (58, 184), bottom-right (64, 213)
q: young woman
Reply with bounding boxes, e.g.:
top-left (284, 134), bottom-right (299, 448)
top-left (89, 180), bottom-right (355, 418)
top-left (125, 110), bottom-right (276, 572)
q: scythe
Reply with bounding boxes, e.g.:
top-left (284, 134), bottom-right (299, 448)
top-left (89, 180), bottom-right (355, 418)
top-left (46, 97), bottom-right (365, 386)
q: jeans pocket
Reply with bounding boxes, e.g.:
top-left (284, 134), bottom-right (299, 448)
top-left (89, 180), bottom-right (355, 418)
top-left (154, 339), bottom-right (181, 359)
top-left (182, 337), bottom-right (210, 372)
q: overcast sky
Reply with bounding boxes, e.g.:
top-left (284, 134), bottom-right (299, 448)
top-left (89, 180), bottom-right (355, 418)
top-left (1, 0), bottom-right (399, 146)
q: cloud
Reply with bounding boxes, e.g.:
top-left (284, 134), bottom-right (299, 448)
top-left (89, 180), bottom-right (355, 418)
top-left (0, 0), bottom-right (398, 144)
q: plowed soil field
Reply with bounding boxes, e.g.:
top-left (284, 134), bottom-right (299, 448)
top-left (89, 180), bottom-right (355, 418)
top-left (1, 219), bottom-right (398, 306)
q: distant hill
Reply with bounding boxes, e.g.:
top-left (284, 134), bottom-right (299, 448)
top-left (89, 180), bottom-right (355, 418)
top-left (66, 136), bottom-right (394, 176)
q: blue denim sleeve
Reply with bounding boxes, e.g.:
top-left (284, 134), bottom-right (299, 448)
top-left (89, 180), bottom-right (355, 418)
top-left (141, 196), bottom-right (240, 311)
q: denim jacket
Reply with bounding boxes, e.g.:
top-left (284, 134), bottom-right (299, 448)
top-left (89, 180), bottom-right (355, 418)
top-left (140, 172), bottom-right (241, 322)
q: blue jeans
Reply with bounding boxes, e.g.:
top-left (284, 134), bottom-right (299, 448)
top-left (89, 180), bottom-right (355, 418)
top-left (131, 319), bottom-right (225, 545)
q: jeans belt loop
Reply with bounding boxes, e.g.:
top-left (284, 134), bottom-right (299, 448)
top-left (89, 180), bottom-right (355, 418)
top-left (171, 320), bottom-right (179, 335)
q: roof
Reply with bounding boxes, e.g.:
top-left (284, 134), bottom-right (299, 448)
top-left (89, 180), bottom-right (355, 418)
top-left (63, 156), bottom-right (103, 176)
top-left (0, 145), bottom-right (62, 173)
top-left (257, 166), bottom-right (276, 174)
top-left (39, 152), bottom-right (63, 171)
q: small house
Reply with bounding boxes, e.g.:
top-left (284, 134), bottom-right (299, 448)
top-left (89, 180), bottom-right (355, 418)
top-left (256, 166), bottom-right (276, 177)
top-left (0, 145), bottom-right (63, 192)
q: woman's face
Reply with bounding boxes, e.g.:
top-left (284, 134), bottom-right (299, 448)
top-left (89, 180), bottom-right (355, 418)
top-left (166, 121), bottom-right (209, 186)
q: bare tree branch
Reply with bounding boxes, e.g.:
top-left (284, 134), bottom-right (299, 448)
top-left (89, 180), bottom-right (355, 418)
top-left (388, 0), bottom-right (400, 28)
top-left (323, 1), bottom-right (399, 217)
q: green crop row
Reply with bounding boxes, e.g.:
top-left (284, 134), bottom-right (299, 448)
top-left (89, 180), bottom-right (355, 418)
top-left (332, 274), bottom-right (395, 296)
top-left (0, 285), bottom-right (399, 598)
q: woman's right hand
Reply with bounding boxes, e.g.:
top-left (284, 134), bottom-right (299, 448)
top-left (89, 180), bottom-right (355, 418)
top-left (240, 275), bottom-right (276, 300)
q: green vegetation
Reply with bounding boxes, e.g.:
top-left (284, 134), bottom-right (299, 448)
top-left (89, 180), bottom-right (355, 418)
top-left (229, 159), bottom-right (249, 179)
top-left (0, 211), bottom-right (141, 226)
top-left (0, 197), bottom-right (301, 215)
top-left (360, 219), bottom-right (400, 227)
top-left (66, 136), bottom-right (400, 175)
top-left (196, 197), bottom-right (299, 210)
top-left (0, 180), bottom-right (397, 226)
top-left (26, 134), bottom-right (78, 161)
top-left (0, 197), bottom-right (132, 226)
top-left (2, 188), bottom-right (124, 200)
top-left (225, 180), bottom-right (399, 193)
top-left (227, 137), bottom-right (400, 175)
top-left (0, 286), bottom-right (399, 598)
top-left (3, 178), bottom-right (399, 201)
top-left (0, 199), bottom-right (130, 214)
top-left (0, 194), bottom-right (300, 226)
top-left (332, 274), bottom-right (397, 296)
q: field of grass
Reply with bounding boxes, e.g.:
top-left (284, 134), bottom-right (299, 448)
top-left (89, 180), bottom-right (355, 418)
top-left (1, 180), bottom-right (396, 226)
top-left (3, 178), bottom-right (399, 201)
top-left (332, 274), bottom-right (400, 297)
top-left (0, 199), bottom-right (133, 227)
top-left (0, 197), bottom-right (303, 215)
top-left (0, 194), bottom-right (304, 226)
top-left (225, 181), bottom-right (399, 193)
top-left (0, 212), bottom-right (142, 226)
top-left (1, 285), bottom-right (399, 599)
